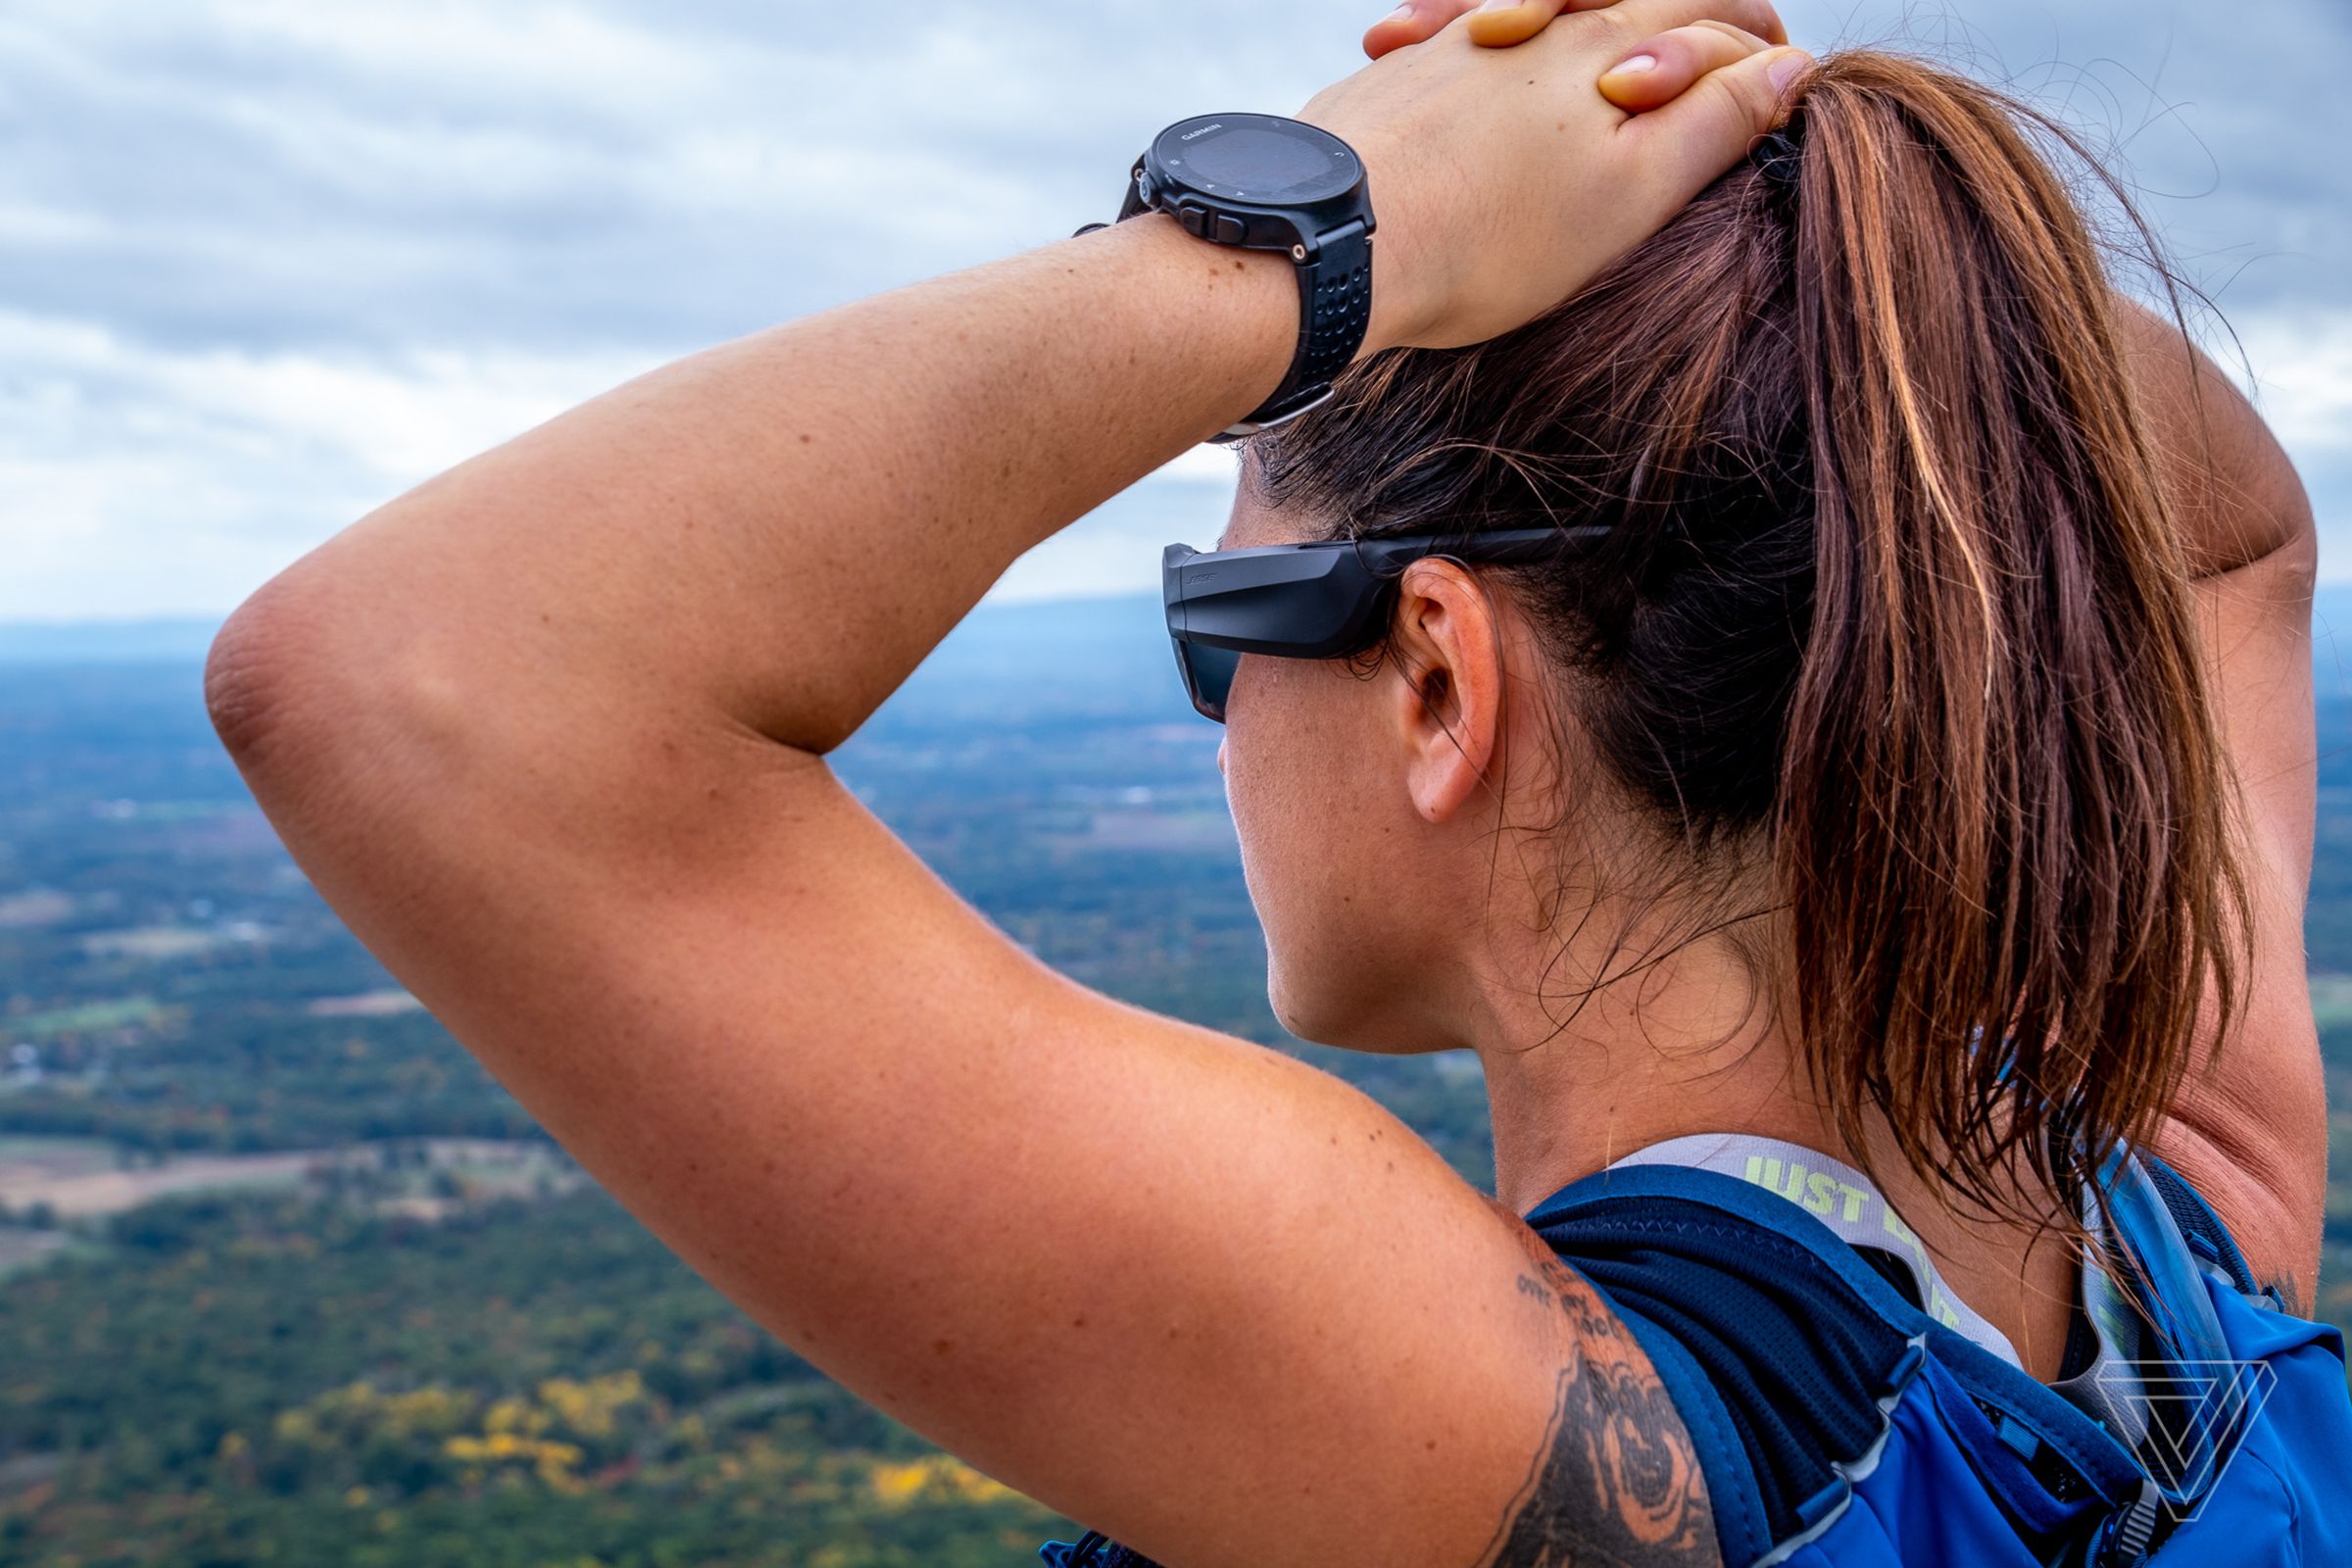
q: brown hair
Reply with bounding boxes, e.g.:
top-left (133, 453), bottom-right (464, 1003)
top-left (1244, 51), bottom-right (2253, 1227)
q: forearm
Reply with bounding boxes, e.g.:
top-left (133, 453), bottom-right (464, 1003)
top-left (213, 209), bottom-right (1332, 764)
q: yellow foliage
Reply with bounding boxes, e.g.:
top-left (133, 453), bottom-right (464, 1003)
top-left (870, 1461), bottom-right (929, 1503)
top-left (444, 1429), bottom-right (584, 1492)
top-left (536, 1370), bottom-right (642, 1438)
top-left (376, 1385), bottom-right (471, 1438)
top-left (270, 1381), bottom-right (475, 1448)
top-left (939, 1455), bottom-right (1014, 1502)
top-left (482, 1396), bottom-right (545, 1437)
top-left (536, 1442), bottom-right (586, 1494)
top-left (447, 1431), bottom-right (532, 1461)
top-left (866, 1454), bottom-right (1015, 1507)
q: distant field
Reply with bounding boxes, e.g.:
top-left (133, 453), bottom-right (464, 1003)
top-left (304, 988), bottom-right (424, 1018)
top-left (10, 997), bottom-right (168, 1040)
top-left (0, 1136), bottom-right (319, 1217)
top-left (0, 1136), bottom-right (573, 1220)
top-left (0, 1134), bottom-right (117, 1179)
top-left (76, 927), bottom-right (220, 961)
top-left (0, 891), bottom-right (73, 929)
top-left (0, 1225), bottom-right (73, 1277)
top-left (2311, 973), bottom-right (2352, 1029)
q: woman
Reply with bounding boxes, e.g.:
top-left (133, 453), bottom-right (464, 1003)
top-left (203, 0), bottom-right (2345, 1562)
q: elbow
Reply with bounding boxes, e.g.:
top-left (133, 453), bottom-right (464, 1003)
top-left (205, 571), bottom-right (333, 773)
top-left (204, 560), bottom-right (461, 798)
top-left (206, 553), bottom-right (655, 842)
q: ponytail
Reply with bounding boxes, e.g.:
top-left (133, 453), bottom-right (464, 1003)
top-left (1773, 56), bottom-right (2250, 1213)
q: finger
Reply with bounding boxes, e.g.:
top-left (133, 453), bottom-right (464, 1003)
top-left (1365, 1), bottom-right (1461, 59)
top-left (1465, 0), bottom-right (1576, 49)
top-left (1598, 0), bottom-right (1788, 48)
top-left (1596, 22), bottom-right (1775, 113)
top-left (1622, 44), bottom-right (1815, 195)
top-left (1365, 0), bottom-right (1615, 58)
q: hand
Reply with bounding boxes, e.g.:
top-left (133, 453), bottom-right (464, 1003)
top-left (1303, 0), bottom-right (1810, 355)
top-left (1369, 0), bottom-right (1795, 115)
top-left (1363, 0), bottom-right (1787, 60)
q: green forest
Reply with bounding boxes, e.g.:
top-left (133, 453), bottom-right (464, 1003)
top-left (2, 592), bottom-right (2349, 1565)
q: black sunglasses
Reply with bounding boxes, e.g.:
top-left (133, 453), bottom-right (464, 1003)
top-left (1160, 526), bottom-right (1610, 723)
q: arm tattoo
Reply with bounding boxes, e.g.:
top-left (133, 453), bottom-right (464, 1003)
top-left (1475, 1198), bottom-right (1719, 1568)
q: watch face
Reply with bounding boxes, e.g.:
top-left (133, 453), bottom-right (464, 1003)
top-left (1152, 113), bottom-right (1359, 205)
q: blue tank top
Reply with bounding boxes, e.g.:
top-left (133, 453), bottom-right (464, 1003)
top-left (1041, 1143), bottom-right (2352, 1566)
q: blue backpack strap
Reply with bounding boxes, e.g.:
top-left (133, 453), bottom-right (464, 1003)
top-left (1526, 1163), bottom-right (2154, 1566)
top-left (1038, 1530), bottom-right (1158, 1567)
top-left (2059, 1146), bottom-right (2293, 1563)
top-left (2136, 1149), bottom-right (2276, 1305)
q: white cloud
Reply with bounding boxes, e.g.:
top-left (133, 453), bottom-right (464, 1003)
top-left (2232, 313), bottom-right (2352, 456)
top-left (2, 0), bottom-right (2346, 616)
top-left (0, 309), bottom-right (643, 616)
top-left (0, 308), bottom-right (1241, 618)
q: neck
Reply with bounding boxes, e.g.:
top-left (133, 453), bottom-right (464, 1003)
top-left (1463, 895), bottom-right (1817, 1213)
top-left (1459, 896), bottom-right (2084, 1381)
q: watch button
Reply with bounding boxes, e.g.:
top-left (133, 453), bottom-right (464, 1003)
top-left (1175, 202), bottom-right (1206, 235)
top-left (1212, 213), bottom-right (1247, 245)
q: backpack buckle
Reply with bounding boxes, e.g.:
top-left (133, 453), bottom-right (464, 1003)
top-left (2094, 1476), bottom-right (2164, 1568)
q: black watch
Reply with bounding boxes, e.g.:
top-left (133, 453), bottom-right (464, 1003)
top-left (1072, 112), bottom-right (1375, 444)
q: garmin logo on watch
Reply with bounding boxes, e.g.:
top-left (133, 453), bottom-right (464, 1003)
top-left (1179, 123), bottom-right (1223, 140)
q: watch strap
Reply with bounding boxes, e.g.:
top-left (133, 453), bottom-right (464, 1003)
top-left (1209, 218), bottom-right (1371, 443)
top-left (1076, 152), bottom-right (1373, 443)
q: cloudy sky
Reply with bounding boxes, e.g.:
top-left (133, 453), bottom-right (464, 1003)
top-left (6, 0), bottom-right (2348, 621)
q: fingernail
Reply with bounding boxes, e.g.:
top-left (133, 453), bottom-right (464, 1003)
top-left (1478, 0), bottom-right (1519, 11)
top-left (1768, 50), bottom-right (1813, 94)
top-left (1382, 1), bottom-right (1413, 19)
top-left (1600, 54), bottom-right (1659, 81)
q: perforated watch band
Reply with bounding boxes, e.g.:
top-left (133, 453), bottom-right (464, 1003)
top-left (1204, 217), bottom-right (1371, 443)
top-left (1073, 187), bottom-right (1373, 443)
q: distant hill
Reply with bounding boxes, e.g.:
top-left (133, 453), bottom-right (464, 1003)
top-left (8, 582), bottom-right (2352, 697)
top-left (2316, 585), bottom-right (2352, 700)
top-left (0, 617), bottom-right (223, 665)
top-left (0, 595), bottom-right (1168, 676)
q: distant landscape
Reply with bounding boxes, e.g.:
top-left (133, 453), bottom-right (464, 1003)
top-left (2, 589), bottom-right (2350, 1565)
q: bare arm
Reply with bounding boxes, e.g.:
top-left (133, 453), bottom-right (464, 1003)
top-left (2116, 298), bottom-right (2327, 1310)
top-left (202, 6), bottom-right (1802, 1562)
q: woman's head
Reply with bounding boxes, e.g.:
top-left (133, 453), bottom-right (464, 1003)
top-left (1221, 49), bottom-right (2252, 1218)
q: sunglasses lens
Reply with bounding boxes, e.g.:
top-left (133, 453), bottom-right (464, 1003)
top-left (1175, 639), bottom-right (1240, 723)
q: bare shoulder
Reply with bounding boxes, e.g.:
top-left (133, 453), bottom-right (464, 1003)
top-left (2116, 298), bottom-right (2328, 1305)
top-left (1470, 1195), bottom-right (1720, 1568)
top-left (2154, 544), bottom-right (2327, 1312)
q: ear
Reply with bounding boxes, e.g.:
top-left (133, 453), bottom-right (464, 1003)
top-left (1385, 559), bottom-right (1511, 824)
